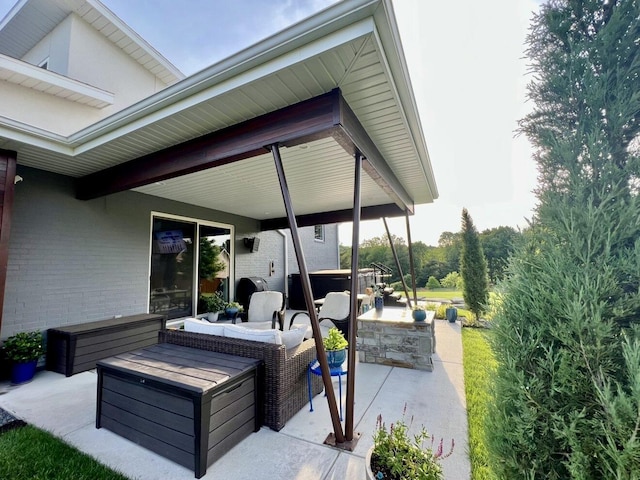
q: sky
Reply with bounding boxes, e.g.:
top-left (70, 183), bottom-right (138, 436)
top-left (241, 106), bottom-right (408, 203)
top-left (0, 0), bottom-right (542, 246)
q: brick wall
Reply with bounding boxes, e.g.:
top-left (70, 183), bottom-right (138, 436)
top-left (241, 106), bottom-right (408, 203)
top-left (3, 167), bottom-right (254, 338)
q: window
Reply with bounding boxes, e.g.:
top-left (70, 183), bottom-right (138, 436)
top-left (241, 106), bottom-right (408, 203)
top-left (314, 225), bottom-right (325, 242)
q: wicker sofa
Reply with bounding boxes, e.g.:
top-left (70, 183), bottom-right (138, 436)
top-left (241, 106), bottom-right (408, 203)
top-left (158, 329), bottom-right (323, 431)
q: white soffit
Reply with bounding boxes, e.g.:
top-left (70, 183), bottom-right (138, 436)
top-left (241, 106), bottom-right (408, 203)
top-left (0, 53), bottom-right (114, 107)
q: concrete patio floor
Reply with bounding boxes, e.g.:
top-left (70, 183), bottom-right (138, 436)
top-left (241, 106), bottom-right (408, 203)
top-left (0, 318), bottom-right (470, 480)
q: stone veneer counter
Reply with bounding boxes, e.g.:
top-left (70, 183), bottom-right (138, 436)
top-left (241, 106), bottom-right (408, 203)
top-left (356, 307), bottom-right (435, 371)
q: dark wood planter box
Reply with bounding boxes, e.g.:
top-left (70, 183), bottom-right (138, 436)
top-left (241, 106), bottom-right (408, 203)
top-left (96, 343), bottom-right (262, 478)
top-left (46, 313), bottom-right (166, 377)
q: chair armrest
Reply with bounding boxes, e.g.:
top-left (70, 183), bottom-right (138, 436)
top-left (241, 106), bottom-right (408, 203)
top-left (289, 311), bottom-right (309, 329)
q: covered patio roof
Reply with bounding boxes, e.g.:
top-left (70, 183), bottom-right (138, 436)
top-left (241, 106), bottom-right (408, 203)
top-left (0, 0), bottom-right (438, 226)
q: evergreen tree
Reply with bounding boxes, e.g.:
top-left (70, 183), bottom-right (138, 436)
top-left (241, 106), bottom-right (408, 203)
top-left (459, 208), bottom-right (489, 320)
top-left (487, 1), bottom-right (640, 478)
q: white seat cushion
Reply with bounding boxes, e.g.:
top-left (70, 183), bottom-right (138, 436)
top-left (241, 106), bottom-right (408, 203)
top-left (236, 321), bottom-right (274, 330)
top-left (224, 324), bottom-right (282, 344)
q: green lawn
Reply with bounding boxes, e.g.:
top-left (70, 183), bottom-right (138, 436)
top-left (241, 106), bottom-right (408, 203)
top-left (418, 288), bottom-right (463, 300)
top-left (0, 425), bottom-right (129, 480)
top-left (462, 328), bottom-right (496, 480)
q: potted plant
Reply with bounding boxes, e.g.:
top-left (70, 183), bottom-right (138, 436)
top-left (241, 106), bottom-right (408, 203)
top-left (3, 331), bottom-right (44, 384)
top-left (224, 301), bottom-right (243, 320)
top-left (412, 304), bottom-right (427, 322)
top-left (323, 327), bottom-right (348, 368)
top-left (203, 292), bottom-right (226, 321)
top-left (366, 405), bottom-right (454, 480)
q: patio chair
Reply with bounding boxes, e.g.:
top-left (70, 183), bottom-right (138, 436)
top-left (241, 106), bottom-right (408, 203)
top-left (289, 291), bottom-right (351, 338)
top-left (236, 291), bottom-right (284, 330)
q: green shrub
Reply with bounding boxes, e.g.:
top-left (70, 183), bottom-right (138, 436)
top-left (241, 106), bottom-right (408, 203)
top-left (440, 271), bottom-right (462, 289)
top-left (434, 305), bottom-right (447, 319)
top-left (487, 2), bottom-right (640, 476)
top-left (426, 276), bottom-right (441, 289)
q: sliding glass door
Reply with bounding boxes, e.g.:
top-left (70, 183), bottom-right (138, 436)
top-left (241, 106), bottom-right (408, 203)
top-left (149, 214), bottom-right (232, 320)
top-left (197, 224), bottom-right (231, 315)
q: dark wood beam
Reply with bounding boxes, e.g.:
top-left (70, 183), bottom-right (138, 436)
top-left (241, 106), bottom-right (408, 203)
top-left (333, 96), bottom-right (414, 214)
top-left (76, 89), bottom-right (343, 200)
top-left (259, 203), bottom-right (406, 231)
top-left (0, 149), bottom-right (17, 337)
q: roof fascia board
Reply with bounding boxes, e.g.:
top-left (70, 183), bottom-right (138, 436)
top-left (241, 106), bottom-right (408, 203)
top-left (0, 118), bottom-right (72, 155)
top-left (373, 0), bottom-right (439, 199)
top-left (0, 54), bottom-right (114, 106)
top-left (70, 16), bottom-right (377, 153)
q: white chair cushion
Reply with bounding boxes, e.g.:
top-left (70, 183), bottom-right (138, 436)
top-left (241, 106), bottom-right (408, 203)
top-left (183, 318), bottom-right (226, 336)
top-left (224, 324), bottom-right (282, 344)
top-left (320, 292), bottom-right (350, 319)
top-left (281, 325), bottom-right (307, 350)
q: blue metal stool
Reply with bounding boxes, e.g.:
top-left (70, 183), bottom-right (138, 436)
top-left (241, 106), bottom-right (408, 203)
top-left (307, 360), bottom-right (348, 420)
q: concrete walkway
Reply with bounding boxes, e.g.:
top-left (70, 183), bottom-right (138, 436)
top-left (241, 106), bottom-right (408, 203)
top-left (0, 319), bottom-right (470, 480)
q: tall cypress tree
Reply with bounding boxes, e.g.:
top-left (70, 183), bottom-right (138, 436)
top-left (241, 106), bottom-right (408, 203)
top-left (487, 1), bottom-right (640, 478)
top-left (459, 208), bottom-right (489, 321)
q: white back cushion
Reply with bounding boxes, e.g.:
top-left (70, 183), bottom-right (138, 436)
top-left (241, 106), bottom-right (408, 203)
top-left (281, 325), bottom-right (307, 350)
top-left (319, 292), bottom-right (350, 319)
top-left (183, 318), bottom-right (226, 336)
top-left (247, 291), bottom-right (283, 323)
top-left (224, 324), bottom-right (282, 344)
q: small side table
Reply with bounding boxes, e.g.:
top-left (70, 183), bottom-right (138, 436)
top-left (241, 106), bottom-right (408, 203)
top-left (307, 360), bottom-right (348, 420)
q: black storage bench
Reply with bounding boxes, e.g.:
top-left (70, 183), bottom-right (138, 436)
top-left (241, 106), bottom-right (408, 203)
top-left (46, 313), bottom-right (166, 376)
top-left (96, 343), bottom-right (262, 478)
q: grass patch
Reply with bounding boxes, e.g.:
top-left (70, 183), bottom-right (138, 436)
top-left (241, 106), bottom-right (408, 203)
top-left (418, 288), bottom-right (462, 300)
top-left (462, 328), bottom-right (496, 480)
top-left (0, 425), bottom-right (129, 480)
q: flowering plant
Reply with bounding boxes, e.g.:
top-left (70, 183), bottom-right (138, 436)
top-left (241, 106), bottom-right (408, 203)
top-left (370, 405), bottom-right (453, 480)
top-left (412, 304), bottom-right (426, 311)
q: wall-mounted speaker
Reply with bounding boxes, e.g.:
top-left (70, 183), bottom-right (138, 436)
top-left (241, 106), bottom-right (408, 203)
top-left (243, 237), bottom-right (260, 253)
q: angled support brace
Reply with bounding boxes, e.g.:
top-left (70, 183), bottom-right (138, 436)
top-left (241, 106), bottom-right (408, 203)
top-left (270, 143), bottom-right (345, 444)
